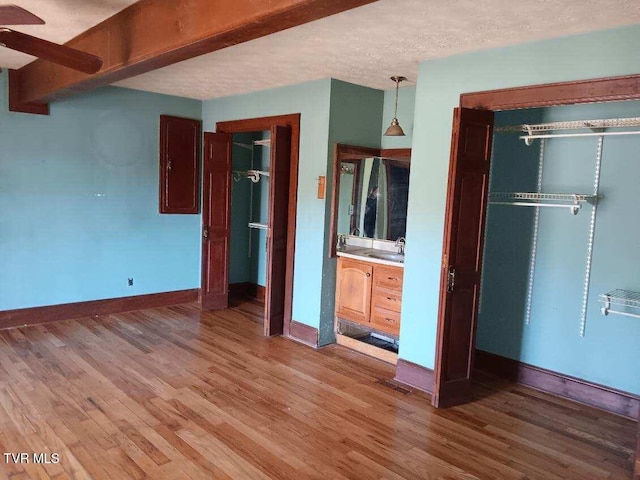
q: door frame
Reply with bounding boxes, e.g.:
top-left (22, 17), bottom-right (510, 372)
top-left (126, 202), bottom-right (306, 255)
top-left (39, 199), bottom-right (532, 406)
top-left (434, 73), bottom-right (640, 475)
top-left (214, 114), bottom-right (301, 337)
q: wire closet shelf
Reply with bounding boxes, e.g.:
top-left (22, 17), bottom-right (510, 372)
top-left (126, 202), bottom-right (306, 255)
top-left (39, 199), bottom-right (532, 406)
top-left (494, 116), bottom-right (640, 145)
top-left (488, 192), bottom-right (599, 215)
top-left (600, 289), bottom-right (640, 319)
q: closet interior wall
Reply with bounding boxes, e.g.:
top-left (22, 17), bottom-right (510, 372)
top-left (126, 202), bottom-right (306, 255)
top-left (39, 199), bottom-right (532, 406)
top-left (477, 100), bottom-right (640, 397)
top-left (230, 131), bottom-right (270, 294)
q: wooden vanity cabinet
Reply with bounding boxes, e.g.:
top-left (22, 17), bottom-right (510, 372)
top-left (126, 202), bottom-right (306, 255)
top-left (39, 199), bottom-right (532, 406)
top-left (335, 258), bottom-right (373, 324)
top-left (335, 257), bottom-right (403, 336)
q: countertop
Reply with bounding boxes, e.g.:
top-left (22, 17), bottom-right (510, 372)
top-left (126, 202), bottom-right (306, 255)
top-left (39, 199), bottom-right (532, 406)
top-left (336, 245), bottom-right (405, 268)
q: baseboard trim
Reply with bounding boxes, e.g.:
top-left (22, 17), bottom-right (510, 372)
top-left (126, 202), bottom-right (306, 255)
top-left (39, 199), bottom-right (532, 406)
top-left (0, 289), bottom-right (199, 330)
top-left (229, 282), bottom-right (265, 302)
top-left (395, 359), bottom-right (434, 394)
top-left (288, 320), bottom-right (318, 348)
top-left (475, 349), bottom-right (639, 420)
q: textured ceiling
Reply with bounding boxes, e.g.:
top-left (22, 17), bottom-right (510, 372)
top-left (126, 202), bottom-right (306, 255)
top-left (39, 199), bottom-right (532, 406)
top-left (116, 0), bottom-right (640, 100)
top-left (2, 1), bottom-right (639, 101)
top-left (0, 0), bottom-right (138, 68)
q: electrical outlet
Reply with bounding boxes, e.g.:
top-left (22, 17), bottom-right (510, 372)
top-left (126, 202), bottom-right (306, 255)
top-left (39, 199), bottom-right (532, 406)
top-left (128, 278), bottom-right (133, 286)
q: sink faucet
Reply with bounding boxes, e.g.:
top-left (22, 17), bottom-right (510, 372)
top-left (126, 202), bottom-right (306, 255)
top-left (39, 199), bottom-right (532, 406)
top-left (395, 237), bottom-right (406, 255)
top-left (337, 234), bottom-right (347, 249)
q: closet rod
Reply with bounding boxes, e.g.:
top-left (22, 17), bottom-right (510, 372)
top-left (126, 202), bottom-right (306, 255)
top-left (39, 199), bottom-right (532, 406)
top-left (520, 130), bottom-right (640, 144)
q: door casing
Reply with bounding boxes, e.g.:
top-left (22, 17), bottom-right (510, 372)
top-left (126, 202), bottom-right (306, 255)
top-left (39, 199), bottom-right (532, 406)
top-left (209, 114), bottom-right (301, 337)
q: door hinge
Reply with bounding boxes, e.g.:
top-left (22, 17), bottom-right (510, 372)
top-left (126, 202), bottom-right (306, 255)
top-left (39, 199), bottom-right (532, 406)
top-left (203, 225), bottom-right (209, 240)
top-left (447, 266), bottom-right (456, 293)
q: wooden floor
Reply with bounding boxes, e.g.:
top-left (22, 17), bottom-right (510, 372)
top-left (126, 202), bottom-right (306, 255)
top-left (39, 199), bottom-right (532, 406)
top-left (0, 300), bottom-right (636, 479)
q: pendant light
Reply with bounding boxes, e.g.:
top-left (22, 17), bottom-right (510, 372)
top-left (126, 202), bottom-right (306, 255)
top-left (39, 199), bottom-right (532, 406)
top-left (384, 76), bottom-right (407, 137)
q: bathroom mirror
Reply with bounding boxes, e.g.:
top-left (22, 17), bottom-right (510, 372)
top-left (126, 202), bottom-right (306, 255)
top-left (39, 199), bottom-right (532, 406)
top-left (329, 144), bottom-right (411, 257)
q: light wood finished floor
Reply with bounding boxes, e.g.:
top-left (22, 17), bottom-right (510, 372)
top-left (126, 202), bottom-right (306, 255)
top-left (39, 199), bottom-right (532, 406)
top-left (0, 300), bottom-right (636, 479)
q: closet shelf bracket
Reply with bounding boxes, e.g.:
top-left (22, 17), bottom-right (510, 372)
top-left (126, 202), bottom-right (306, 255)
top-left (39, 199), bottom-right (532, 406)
top-left (600, 289), bottom-right (640, 319)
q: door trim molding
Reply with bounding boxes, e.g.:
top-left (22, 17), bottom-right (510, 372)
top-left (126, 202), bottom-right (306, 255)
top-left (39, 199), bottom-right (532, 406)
top-left (460, 73), bottom-right (640, 111)
top-left (475, 350), bottom-right (639, 420)
top-left (0, 289), bottom-right (199, 330)
top-left (216, 113), bottom-right (301, 338)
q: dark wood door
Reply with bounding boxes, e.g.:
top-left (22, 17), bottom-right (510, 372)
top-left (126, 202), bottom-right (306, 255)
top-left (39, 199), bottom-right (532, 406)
top-left (635, 420), bottom-right (640, 480)
top-left (201, 132), bottom-right (232, 310)
top-left (433, 107), bottom-right (494, 408)
top-left (159, 115), bottom-right (201, 214)
top-left (265, 125), bottom-right (292, 336)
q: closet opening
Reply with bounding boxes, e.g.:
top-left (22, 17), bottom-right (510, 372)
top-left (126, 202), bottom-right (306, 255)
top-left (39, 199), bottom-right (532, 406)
top-left (433, 74), bottom-right (640, 409)
top-left (432, 74), bottom-right (640, 479)
top-left (200, 114), bottom-right (300, 338)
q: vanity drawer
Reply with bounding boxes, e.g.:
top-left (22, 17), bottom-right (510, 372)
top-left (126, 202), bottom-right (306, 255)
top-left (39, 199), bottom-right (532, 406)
top-left (373, 265), bottom-right (403, 291)
top-left (371, 307), bottom-right (401, 336)
top-left (372, 288), bottom-right (402, 313)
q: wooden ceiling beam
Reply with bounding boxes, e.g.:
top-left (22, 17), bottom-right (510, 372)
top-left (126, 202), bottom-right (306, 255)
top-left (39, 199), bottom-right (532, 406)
top-left (10, 0), bottom-right (378, 114)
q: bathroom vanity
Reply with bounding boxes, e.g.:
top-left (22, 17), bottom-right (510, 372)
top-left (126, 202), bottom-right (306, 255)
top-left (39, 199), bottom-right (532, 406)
top-left (329, 144), bottom-right (411, 362)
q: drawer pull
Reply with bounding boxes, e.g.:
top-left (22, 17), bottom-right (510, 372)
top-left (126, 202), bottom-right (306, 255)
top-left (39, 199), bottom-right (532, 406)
top-left (386, 297), bottom-right (396, 302)
top-left (385, 317), bottom-right (394, 323)
top-left (366, 273), bottom-right (371, 277)
top-left (387, 277), bottom-right (399, 282)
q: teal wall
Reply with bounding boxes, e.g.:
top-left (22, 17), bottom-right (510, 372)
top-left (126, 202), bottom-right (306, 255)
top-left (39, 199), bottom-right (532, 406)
top-left (400, 24), bottom-right (640, 377)
top-left (381, 85), bottom-right (415, 150)
top-left (321, 79), bottom-right (384, 344)
top-left (202, 79), bottom-right (333, 328)
top-left (229, 132), bottom-right (258, 285)
top-left (0, 71), bottom-right (202, 310)
top-left (478, 102), bottom-right (640, 394)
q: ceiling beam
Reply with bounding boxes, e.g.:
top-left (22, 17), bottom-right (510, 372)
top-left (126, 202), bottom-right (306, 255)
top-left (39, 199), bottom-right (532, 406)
top-left (10, 0), bottom-right (378, 114)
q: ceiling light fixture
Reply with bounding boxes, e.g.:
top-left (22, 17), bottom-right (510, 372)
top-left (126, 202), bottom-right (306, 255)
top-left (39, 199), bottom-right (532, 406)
top-left (384, 76), bottom-right (407, 137)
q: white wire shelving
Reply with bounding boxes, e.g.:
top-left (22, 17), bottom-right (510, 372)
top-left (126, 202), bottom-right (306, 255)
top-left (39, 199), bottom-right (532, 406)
top-left (248, 222), bottom-right (268, 230)
top-left (488, 192), bottom-right (599, 215)
top-left (494, 116), bottom-right (640, 146)
top-left (600, 289), bottom-right (640, 319)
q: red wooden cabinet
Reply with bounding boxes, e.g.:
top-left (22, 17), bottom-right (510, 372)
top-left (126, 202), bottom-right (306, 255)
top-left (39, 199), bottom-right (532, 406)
top-left (159, 115), bottom-right (202, 214)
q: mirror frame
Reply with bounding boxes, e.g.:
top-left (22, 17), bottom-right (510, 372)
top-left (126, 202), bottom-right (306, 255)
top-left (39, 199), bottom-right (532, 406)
top-left (329, 144), bottom-right (412, 257)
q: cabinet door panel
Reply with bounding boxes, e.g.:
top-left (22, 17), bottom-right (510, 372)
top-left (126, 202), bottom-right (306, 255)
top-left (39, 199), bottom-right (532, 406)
top-left (336, 258), bottom-right (372, 325)
top-left (160, 115), bottom-right (202, 214)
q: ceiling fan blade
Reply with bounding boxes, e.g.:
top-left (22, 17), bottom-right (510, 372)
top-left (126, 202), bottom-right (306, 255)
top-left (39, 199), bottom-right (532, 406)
top-left (0, 29), bottom-right (102, 74)
top-left (0, 5), bottom-right (44, 25)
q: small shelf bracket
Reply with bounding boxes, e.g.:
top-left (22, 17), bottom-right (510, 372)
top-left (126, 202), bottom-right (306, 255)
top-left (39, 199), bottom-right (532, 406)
top-left (600, 289), bottom-right (640, 319)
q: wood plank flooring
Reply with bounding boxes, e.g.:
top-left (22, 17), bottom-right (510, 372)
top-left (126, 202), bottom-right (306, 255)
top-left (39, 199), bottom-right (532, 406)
top-left (0, 300), bottom-right (636, 479)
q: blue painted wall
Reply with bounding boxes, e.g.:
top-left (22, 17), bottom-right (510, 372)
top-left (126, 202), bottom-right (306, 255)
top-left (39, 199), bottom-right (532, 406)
top-left (399, 24), bottom-right (640, 385)
top-left (0, 71), bottom-right (202, 310)
top-left (202, 79), bottom-right (333, 328)
top-left (321, 79), bottom-right (384, 344)
top-left (478, 102), bottom-right (640, 394)
top-left (381, 85), bottom-right (415, 150)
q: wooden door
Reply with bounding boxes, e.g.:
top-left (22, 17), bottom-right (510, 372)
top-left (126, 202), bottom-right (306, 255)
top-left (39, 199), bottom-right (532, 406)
top-left (159, 115), bottom-right (201, 214)
top-left (201, 132), bottom-right (232, 310)
top-left (264, 125), bottom-right (292, 336)
top-left (433, 107), bottom-right (494, 408)
top-left (635, 420), bottom-right (640, 480)
top-left (336, 258), bottom-right (373, 325)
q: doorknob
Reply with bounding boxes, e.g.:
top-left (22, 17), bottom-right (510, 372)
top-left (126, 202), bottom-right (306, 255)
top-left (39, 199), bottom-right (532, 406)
top-left (447, 266), bottom-right (456, 293)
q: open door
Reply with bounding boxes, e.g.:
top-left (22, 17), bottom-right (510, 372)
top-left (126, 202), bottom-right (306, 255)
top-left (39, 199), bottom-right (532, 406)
top-left (265, 125), bottom-right (292, 336)
top-left (432, 107), bottom-right (494, 408)
top-left (201, 132), bottom-right (232, 310)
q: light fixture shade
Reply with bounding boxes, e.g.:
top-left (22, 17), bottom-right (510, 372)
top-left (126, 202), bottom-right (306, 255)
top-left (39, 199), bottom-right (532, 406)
top-left (384, 75), bottom-right (407, 137)
top-left (384, 118), bottom-right (405, 136)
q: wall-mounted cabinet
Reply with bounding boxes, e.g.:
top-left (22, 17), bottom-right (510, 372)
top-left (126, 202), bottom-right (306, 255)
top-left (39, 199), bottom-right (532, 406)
top-left (159, 115), bottom-right (202, 214)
